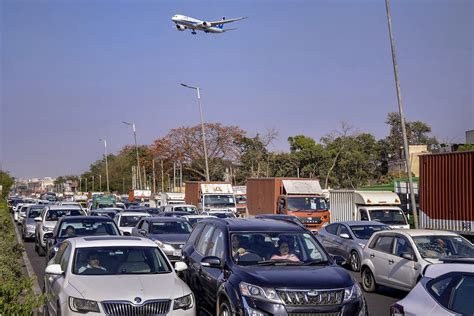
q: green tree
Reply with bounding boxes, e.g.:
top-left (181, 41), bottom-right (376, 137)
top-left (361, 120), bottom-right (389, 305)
top-left (0, 171), bottom-right (15, 198)
top-left (456, 144), bottom-right (474, 152)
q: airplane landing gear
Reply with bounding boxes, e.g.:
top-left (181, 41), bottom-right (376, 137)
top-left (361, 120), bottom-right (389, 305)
top-left (191, 30), bottom-right (197, 35)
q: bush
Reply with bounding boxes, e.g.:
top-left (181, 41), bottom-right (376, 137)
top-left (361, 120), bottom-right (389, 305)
top-left (0, 200), bottom-right (44, 314)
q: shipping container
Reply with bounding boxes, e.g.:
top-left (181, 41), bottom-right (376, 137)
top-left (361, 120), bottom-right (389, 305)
top-left (419, 151), bottom-right (474, 236)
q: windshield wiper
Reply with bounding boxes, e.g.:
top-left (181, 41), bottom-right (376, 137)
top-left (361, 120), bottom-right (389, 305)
top-left (303, 259), bottom-right (329, 266)
top-left (255, 260), bottom-right (303, 266)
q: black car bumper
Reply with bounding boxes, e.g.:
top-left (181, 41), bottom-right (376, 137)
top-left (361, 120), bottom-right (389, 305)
top-left (240, 296), bottom-right (367, 316)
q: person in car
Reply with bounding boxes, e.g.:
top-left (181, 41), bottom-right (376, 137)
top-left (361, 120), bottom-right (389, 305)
top-left (78, 251), bottom-right (107, 274)
top-left (231, 235), bottom-right (248, 258)
top-left (63, 226), bottom-right (76, 238)
top-left (271, 240), bottom-right (300, 262)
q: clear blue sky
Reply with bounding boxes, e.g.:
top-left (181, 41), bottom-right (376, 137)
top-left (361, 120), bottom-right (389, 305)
top-left (1, 0), bottom-right (472, 178)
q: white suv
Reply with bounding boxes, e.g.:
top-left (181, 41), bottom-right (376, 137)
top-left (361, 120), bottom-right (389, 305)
top-left (34, 205), bottom-right (85, 256)
top-left (43, 236), bottom-right (195, 315)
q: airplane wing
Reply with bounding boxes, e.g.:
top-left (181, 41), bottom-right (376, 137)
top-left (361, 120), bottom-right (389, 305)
top-left (209, 17), bottom-right (247, 27)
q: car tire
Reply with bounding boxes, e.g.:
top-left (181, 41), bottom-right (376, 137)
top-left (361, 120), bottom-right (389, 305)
top-left (350, 251), bottom-right (360, 272)
top-left (362, 268), bottom-right (377, 292)
top-left (34, 238), bottom-right (39, 253)
top-left (38, 244), bottom-right (46, 257)
top-left (218, 299), bottom-right (232, 316)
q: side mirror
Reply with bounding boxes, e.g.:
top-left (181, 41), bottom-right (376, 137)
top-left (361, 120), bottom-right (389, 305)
top-left (201, 256), bottom-right (222, 268)
top-left (45, 264), bottom-right (63, 275)
top-left (174, 261), bottom-right (188, 272)
top-left (401, 252), bottom-right (414, 261)
top-left (332, 255), bottom-right (346, 266)
top-left (139, 229), bottom-right (147, 236)
top-left (44, 232), bottom-right (54, 240)
top-left (34, 217), bottom-right (42, 222)
top-left (339, 233), bottom-right (351, 239)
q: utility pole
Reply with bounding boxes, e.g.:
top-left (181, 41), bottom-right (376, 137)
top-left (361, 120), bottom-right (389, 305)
top-left (99, 174), bottom-right (102, 192)
top-left (152, 159), bottom-right (156, 194)
top-left (91, 176), bottom-right (95, 192)
top-left (99, 138), bottom-right (110, 192)
top-left (122, 121), bottom-right (141, 189)
top-left (385, 0), bottom-right (419, 228)
top-left (161, 160), bottom-right (164, 193)
top-left (173, 161), bottom-right (176, 192)
top-left (122, 177), bottom-right (125, 194)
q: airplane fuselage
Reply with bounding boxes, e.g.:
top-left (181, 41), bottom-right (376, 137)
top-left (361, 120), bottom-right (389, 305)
top-left (172, 14), bottom-right (225, 33)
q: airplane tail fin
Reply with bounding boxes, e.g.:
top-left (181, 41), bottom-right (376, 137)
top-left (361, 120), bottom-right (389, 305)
top-left (217, 16), bottom-right (226, 29)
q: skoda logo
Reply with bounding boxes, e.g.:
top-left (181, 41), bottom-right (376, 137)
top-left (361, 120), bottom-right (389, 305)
top-left (307, 290), bottom-right (319, 296)
top-left (134, 297), bottom-right (142, 304)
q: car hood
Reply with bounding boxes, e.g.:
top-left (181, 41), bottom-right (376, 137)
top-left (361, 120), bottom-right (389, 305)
top-left (68, 273), bottom-right (189, 301)
top-left (148, 234), bottom-right (189, 244)
top-left (120, 227), bottom-right (134, 234)
top-left (43, 221), bottom-right (57, 229)
top-left (235, 265), bottom-right (354, 289)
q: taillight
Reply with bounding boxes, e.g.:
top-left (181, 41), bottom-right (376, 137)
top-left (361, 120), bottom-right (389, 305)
top-left (390, 303), bottom-right (405, 316)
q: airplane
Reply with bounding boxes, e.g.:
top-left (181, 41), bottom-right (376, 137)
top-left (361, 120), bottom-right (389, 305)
top-left (171, 14), bottom-right (247, 35)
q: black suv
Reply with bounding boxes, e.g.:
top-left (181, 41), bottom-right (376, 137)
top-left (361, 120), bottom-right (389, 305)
top-left (181, 218), bottom-right (367, 316)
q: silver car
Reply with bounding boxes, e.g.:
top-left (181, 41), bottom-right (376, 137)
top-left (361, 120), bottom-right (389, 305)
top-left (361, 230), bottom-right (474, 292)
top-left (317, 221), bottom-right (390, 271)
top-left (390, 260), bottom-right (474, 316)
top-left (21, 205), bottom-right (45, 241)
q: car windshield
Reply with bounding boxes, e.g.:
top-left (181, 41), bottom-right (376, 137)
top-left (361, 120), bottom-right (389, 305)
top-left (287, 197), bottom-right (329, 211)
top-left (350, 224), bottom-right (390, 239)
top-left (235, 195), bottom-right (247, 205)
top-left (231, 232), bottom-right (328, 266)
top-left (28, 209), bottom-right (43, 218)
top-left (413, 235), bottom-right (474, 259)
top-left (369, 209), bottom-right (407, 225)
top-left (59, 221), bottom-right (120, 238)
top-left (119, 215), bottom-right (144, 227)
top-left (150, 221), bottom-right (192, 234)
top-left (203, 195), bottom-right (235, 207)
top-left (173, 206), bottom-right (197, 213)
top-left (73, 247), bottom-right (171, 275)
top-left (46, 209), bottom-right (84, 221)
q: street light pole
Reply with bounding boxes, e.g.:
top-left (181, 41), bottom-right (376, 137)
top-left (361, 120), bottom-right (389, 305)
top-left (99, 138), bottom-right (110, 192)
top-left (385, 0), bottom-right (419, 229)
top-left (180, 83), bottom-right (210, 181)
top-left (91, 176), bottom-right (95, 192)
top-left (122, 121), bottom-right (142, 189)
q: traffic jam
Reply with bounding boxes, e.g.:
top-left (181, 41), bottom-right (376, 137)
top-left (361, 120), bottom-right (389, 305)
top-left (8, 152), bottom-right (474, 316)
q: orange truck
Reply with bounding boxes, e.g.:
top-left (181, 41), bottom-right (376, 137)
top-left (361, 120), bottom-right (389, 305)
top-left (247, 178), bottom-right (330, 231)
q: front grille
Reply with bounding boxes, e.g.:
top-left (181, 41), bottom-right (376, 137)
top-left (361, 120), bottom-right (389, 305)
top-left (301, 217), bottom-right (322, 224)
top-left (170, 243), bottom-right (184, 250)
top-left (102, 299), bottom-right (170, 316)
top-left (289, 313), bottom-right (341, 316)
top-left (277, 289), bottom-right (343, 306)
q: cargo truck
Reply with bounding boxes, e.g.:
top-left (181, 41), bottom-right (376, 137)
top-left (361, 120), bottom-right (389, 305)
top-left (233, 186), bottom-right (247, 216)
top-left (161, 192), bottom-right (185, 206)
top-left (246, 178), bottom-right (330, 231)
top-left (128, 189), bottom-right (152, 203)
top-left (185, 182), bottom-right (237, 214)
top-left (419, 151), bottom-right (474, 241)
top-left (329, 190), bottom-right (409, 229)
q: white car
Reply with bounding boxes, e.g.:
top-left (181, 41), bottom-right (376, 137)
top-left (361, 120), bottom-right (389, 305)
top-left (361, 229), bottom-right (474, 292)
top-left (43, 236), bottom-right (195, 315)
top-left (390, 260), bottom-right (474, 316)
top-left (34, 205), bottom-right (85, 256)
top-left (162, 204), bottom-right (198, 214)
top-left (113, 211), bottom-right (151, 236)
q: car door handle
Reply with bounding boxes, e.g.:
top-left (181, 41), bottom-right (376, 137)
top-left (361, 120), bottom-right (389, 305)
top-left (388, 259), bottom-right (394, 264)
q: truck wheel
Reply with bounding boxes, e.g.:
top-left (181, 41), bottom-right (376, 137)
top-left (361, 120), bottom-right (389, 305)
top-left (350, 251), bottom-right (360, 272)
top-left (362, 268), bottom-right (377, 292)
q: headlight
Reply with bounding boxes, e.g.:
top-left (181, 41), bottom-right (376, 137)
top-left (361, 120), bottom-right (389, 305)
top-left (69, 297), bottom-right (100, 313)
top-left (173, 293), bottom-right (194, 310)
top-left (343, 283), bottom-right (362, 303)
top-left (42, 226), bottom-right (53, 232)
top-left (239, 282), bottom-right (281, 304)
top-left (154, 240), bottom-right (175, 253)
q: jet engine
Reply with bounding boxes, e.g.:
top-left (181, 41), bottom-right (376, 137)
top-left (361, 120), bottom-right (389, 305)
top-left (175, 24), bottom-right (186, 31)
top-left (200, 21), bottom-right (211, 28)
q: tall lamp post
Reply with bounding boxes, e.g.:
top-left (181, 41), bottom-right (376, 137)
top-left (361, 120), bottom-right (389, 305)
top-left (385, 0), bottom-right (418, 228)
top-left (91, 176), bottom-right (95, 192)
top-left (122, 121), bottom-right (141, 189)
top-left (180, 83), bottom-right (210, 181)
top-left (99, 138), bottom-right (110, 192)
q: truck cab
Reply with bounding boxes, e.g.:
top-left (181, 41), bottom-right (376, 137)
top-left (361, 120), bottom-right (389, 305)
top-left (330, 190), bottom-right (410, 229)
